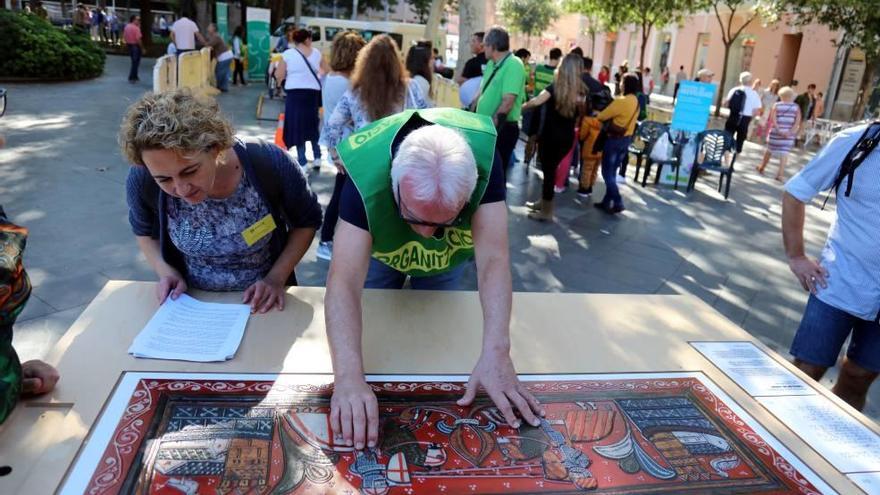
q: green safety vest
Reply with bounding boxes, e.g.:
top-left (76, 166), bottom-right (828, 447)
top-left (337, 108), bottom-right (497, 277)
top-left (533, 64), bottom-right (556, 97)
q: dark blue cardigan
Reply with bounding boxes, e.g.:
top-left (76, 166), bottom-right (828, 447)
top-left (126, 138), bottom-right (322, 286)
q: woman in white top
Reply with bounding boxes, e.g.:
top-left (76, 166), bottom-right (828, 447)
top-left (316, 30), bottom-right (367, 261)
top-left (405, 44), bottom-right (433, 105)
top-left (231, 25), bottom-right (246, 86)
top-left (274, 28), bottom-right (328, 169)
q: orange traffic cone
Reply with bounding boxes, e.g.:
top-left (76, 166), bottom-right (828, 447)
top-left (274, 113), bottom-right (286, 148)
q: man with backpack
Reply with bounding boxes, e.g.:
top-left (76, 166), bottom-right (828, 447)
top-left (724, 71), bottom-right (762, 153)
top-left (782, 121), bottom-right (880, 411)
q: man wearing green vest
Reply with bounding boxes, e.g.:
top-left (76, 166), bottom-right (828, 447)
top-left (325, 108), bottom-right (544, 451)
top-left (473, 26), bottom-right (526, 177)
top-left (524, 47), bottom-right (562, 166)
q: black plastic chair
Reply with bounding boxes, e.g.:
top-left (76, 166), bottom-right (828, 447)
top-left (686, 130), bottom-right (737, 199)
top-left (627, 120), bottom-right (667, 180)
top-left (641, 130), bottom-right (686, 190)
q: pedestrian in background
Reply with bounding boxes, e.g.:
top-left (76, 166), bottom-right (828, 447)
top-left (598, 65), bottom-right (610, 85)
top-left (673, 65), bottom-right (687, 103)
top-left (170, 13), bottom-right (204, 53)
top-left (123, 15), bottom-right (143, 84)
top-left (595, 73), bottom-right (640, 214)
top-left (723, 71), bottom-right (762, 153)
top-left (274, 28), bottom-right (327, 170)
top-left (521, 53), bottom-right (586, 222)
top-left (232, 26), bottom-right (247, 86)
top-left (757, 86), bottom-right (801, 181)
top-left (406, 44), bottom-right (434, 106)
top-left (206, 23), bottom-right (233, 92)
top-left (474, 26), bottom-right (525, 177)
top-left (315, 31), bottom-right (367, 262)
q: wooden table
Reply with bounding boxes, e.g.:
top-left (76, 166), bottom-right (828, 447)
top-left (0, 281), bottom-right (875, 494)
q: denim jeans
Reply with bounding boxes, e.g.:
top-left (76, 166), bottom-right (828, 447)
top-left (599, 135), bottom-right (632, 208)
top-left (790, 294), bottom-right (880, 371)
top-left (295, 141), bottom-right (322, 166)
top-left (215, 58), bottom-right (232, 91)
top-left (127, 44), bottom-right (141, 81)
top-left (364, 258), bottom-right (469, 290)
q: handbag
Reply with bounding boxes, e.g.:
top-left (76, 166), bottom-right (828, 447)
top-left (593, 99), bottom-right (638, 154)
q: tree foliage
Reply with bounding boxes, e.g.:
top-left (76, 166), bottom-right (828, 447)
top-left (565, 0), bottom-right (699, 70)
top-left (703, 0), bottom-right (778, 114)
top-left (783, 0), bottom-right (880, 118)
top-left (499, 0), bottom-right (560, 38)
top-left (784, 0), bottom-right (880, 59)
top-left (0, 10), bottom-right (105, 80)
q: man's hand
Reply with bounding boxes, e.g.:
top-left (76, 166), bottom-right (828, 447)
top-left (788, 255), bottom-right (829, 293)
top-left (242, 276), bottom-right (285, 313)
top-left (156, 264), bottom-right (187, 304)
top-left (457, 350), bottom-right (544, 428)
top-left (330, 376), bottom-right (378, 450)
top-left (21, 360), bottom-right (59, 396)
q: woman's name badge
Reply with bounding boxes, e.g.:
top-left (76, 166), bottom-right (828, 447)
top-left (241, 214), bottom-right (277, 246)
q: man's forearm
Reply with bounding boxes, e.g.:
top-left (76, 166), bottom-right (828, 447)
top-left (477, 254), bottom-right (512, 354)
top-left (782, 192), bottom-right (807, 259)
top-left (494, 94), bottom-right (516, 122)
top-left (325, 278), bottom-right (366, 379)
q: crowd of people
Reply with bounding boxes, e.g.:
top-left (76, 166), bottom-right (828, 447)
top-left (1, 14), bottom-right (876, 449)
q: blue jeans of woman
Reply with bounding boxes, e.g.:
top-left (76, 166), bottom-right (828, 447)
top-left (599, 135), bottom-right (632, 208)
top-left (215, 58), bottom-right (232, 91)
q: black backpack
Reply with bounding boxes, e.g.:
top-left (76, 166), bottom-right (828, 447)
top-left (726, 89), bottom-right (746, 124)
top-left (591, 85), bottom-right (613, 112)
top-left (822, 121), bottom-right (880, 209)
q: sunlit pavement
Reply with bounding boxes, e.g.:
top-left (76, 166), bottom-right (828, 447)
top-left (1, 55), bottom-right (875, 420)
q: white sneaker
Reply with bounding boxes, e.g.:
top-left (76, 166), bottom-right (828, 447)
top-left (316, 241), bottom-right (333, 261)
top-left (554, 185), bottom-right (565, 193)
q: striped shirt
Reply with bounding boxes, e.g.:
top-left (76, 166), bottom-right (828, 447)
top-left (785, 124), bottom-right (880, 321)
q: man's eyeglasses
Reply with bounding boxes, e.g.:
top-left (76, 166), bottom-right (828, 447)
top-left (396, 184), bottom-right (467, 228)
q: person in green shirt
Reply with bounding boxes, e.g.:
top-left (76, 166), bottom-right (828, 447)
top-left (324, 108), bottom-right (544, 452)
top-left (473, 26), bottom-right (525, 178)
top-left (524, 47), bottom-right (562, 166)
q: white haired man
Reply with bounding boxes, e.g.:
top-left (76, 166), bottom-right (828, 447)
top-left (325, 108), bottom-right (544, 451)
top-left (724, 71), bottom-right (763, 153)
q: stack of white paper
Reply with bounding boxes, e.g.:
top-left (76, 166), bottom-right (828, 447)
top-left (128, 294), bottom-right (251, 362)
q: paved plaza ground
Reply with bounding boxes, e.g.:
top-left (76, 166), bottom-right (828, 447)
top-left (1, 55), bottom-right (875, 420)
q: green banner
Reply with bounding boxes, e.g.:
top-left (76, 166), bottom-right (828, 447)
top-left (246, 7), bottom-right (271, 81)
top-left (216, 2), bottom-right (229, 42)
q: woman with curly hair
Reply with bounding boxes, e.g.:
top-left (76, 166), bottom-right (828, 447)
top-left (321, 34), bottom-right (429, 154)
top-left (316, 30), bottom-right (367, 261)
top-left (121, 89), bottom-right (322, 313)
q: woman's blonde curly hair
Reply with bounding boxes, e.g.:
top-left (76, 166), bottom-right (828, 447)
top-left (119, 89), bottom-right (234, 166)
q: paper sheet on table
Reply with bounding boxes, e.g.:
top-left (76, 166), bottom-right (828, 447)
top-left (128, 294), bottom-right (251, 362)
top-left (691, 341), bottom-right (814, 396)
top-left (759, 395), bottom-right (880, 474)
top-left (849, 473), bottom-right (880, 494)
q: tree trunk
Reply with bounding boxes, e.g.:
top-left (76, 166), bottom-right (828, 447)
top-left (714, 41), bottom-right (732, 117)
top-left (639, 23), bottom-right (650, 83)
top-left (294, 0), bottom-right (301, 25)
top-left (351, 0), bottom-right (358, 20)
top-left (455, 0), bottom-right (485, 78)
top-left (140, 0), bottom-right (153, 48)
top-left (195, 0), bottom-right (211, 32)
top-left (423, 0), bottom-right (445, 44)
top-left (853, 57), bottom-right (878, 121)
